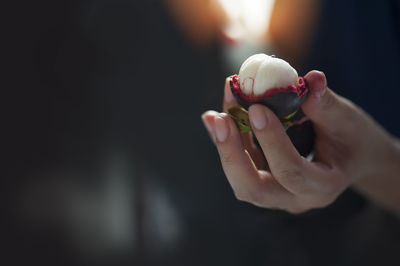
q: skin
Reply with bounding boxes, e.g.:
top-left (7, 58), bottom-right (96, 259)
top-left (202, 71), bottom-right (400, 214)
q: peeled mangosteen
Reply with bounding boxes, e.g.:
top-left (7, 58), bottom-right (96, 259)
top-left (228, 53), bottom-right (315, 157)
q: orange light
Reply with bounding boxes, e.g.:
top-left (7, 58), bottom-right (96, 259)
top-left (217, 0), bottom-right (276, 42)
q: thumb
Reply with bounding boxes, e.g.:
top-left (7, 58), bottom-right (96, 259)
top-left (302, 71), bottom-right (344, 127)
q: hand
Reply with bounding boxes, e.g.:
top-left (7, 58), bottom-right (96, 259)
top-left (202, 71), bottom-right (399, 214)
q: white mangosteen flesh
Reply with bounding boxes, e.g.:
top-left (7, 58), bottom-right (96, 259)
top-left (238, 54), bottom-right (298, 96)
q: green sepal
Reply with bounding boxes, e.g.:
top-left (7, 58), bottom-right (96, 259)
top-left (280, 109), bottom-right (298, 130)
top-left (228, 106), bottom-right (299, 132)
top-left (227, 106), bottom-right (252, 132)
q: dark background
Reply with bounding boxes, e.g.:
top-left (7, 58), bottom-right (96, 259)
top-left (3, 0), bottom-right (400, 265)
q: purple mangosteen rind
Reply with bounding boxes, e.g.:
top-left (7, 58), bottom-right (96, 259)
top-left (286, 120), bottom-right (315, 157)
top-left (229, 74), bottom-right (308, 119)
top-left (228, 74), bottom-right (315, 157)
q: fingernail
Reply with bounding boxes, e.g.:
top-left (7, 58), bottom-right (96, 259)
top-left (214, 114), bottom-right (229, 142)
top-left (201, 112), bottom-right (215, 134)
top-left (224, 79), bottom-right (235, 103)
top-left (249, 106), bottom-right (267, 130)
top-left (320, 85), bottom-right (327, 97)
top-left (317, 71), bottom-right (327, 97)
top-left (314, 85), bottom-right (326, 100)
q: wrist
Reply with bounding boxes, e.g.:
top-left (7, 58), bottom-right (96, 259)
top-left (377, 135), bottom-right (400, 180)
top-left (353, 135), bottom-right (400, 213)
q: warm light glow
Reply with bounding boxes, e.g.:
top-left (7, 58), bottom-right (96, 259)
top-left (217, 0), bottom-right (276, 41)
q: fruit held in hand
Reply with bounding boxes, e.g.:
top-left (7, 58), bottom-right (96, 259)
top-left (230, 53), bottom-right (307, 118)
top-left (228, 53), bottom-right (315, 157)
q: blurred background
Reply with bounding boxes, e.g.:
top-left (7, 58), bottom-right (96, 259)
top-left (3, 0), bottom-right (400, 265)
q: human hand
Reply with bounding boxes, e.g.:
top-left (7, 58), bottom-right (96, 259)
top-left (202, 71), bottom-right (398, 213)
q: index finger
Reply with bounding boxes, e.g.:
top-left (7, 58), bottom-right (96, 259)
top-left (223, 76), bottom-right (268, 170)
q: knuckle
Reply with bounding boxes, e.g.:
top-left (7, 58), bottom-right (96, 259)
top-left (318, 174), bottom-right (346, 199)
top-left (287, 186), bottom-right (339, 214)
top-left (234, 189), bottom-right (261, 205)
top-left (322, 179), bottom-right (342, 196)
top-left (234, 190), bottom-right (250, 202)
top-left (315, 193), bottom-right (337, 208)
top-left (275, 167), bottom-right (304, 185)
top-left (247, 191), bottom-right (264, 206)
top-left (220, 151), bottom-right (236, 166)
